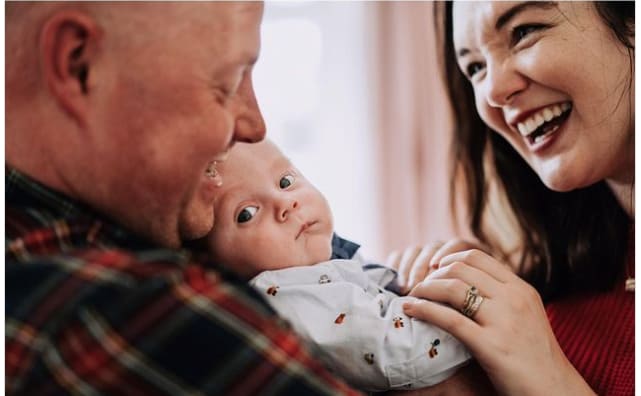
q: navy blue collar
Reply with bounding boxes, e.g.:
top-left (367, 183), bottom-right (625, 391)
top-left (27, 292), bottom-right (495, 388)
top-left (331, 233), bottom-right (360, 260)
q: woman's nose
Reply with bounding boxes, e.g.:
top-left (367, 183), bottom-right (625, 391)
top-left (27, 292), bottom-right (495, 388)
top-left (484, 60), bottom-right (528, 108)
top-left (276, 198), bottom-right (299, 222)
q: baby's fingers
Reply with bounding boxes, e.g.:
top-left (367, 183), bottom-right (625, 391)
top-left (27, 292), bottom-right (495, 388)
top-left (386, 250), bottom-right (402, 271)
top-left (407, 242), bottom-right (443, 290)
top-left (431, 239), bottom-right (487, 268)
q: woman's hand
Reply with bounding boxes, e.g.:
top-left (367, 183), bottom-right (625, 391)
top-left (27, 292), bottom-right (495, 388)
top-left (386, 239), bottom-right (487, 295)
top-left (403, 249), bottom-right (595, 396)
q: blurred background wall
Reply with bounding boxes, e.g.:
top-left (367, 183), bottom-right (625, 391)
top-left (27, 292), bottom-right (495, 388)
top-left (254, 1), bottom-right (455, 262)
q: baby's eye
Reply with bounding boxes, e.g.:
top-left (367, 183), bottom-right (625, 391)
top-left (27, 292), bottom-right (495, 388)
top-left (280, 174), bottom-right (295, 189)
top-left (237, 206), bottom-right (258, 223)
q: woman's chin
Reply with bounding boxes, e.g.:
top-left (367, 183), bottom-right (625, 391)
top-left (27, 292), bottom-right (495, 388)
top-left (539, 171), bottom-right (592, 193)
top-left (541, 178), bottom-right (575, 192)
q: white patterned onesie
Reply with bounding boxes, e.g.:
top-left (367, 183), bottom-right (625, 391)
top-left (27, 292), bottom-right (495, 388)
top-left (250, 259), bottom-right (471, 392)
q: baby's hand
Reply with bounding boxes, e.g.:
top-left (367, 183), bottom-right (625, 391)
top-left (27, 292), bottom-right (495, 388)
top-left (386, 239), bottom-right (488, 295)
top-left (386, 243), bottom-right (441, 295)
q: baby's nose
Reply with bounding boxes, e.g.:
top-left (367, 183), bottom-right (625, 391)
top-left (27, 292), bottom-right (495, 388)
top-left (277, 199), bottom-right (299, 222)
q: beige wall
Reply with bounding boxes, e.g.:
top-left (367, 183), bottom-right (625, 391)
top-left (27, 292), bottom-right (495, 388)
top-left (370, 2), bottom-right (459, 255)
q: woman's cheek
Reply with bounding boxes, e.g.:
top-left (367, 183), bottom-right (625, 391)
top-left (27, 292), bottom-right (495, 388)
top-left (478, 104), bottom-right (532, 163)
top-left (477, 102), bottom-right (504, 135)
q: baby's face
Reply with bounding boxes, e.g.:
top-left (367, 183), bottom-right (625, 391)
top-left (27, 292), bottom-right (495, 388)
top-left (207, 140), bottom-right (334, 278)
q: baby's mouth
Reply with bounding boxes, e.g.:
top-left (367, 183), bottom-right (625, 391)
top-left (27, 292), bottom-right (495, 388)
top-left (296, 221), bottom-right (318, 240)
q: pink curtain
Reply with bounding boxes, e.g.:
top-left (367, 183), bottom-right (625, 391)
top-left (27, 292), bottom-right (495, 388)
top-left (369, 2), bottom-right (458, 255)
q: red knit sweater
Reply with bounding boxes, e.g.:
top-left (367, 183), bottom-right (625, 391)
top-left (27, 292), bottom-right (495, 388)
top-left (546, 284), bottom-right (634, 395)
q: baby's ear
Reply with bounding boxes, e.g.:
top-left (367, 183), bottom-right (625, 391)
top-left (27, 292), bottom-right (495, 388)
top-left (39, 10), bottom-right (101, 127)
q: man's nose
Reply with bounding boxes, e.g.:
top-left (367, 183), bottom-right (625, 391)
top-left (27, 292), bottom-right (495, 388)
top-left (232, 74), bottom-right (266, 143)
top-left (276, 198), bottom-right (299, 222)
top-left (484, 59), bottom-right (528, 108)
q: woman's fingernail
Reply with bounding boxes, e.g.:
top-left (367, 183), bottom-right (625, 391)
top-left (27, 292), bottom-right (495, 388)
top-left (430, 262), bottom-right (439, 269)
top-left (402, 302), bottom-right (413, 312)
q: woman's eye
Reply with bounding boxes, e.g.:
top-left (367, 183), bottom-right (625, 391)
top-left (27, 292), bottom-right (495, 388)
top-left (466, 62), bottom-right (485, 78)
top-left (236, 206), bottom-right (258, 223)
top-left (280, 174), bottom-right (295, 189)
top-left (511, 24), bottom-right (545, 46)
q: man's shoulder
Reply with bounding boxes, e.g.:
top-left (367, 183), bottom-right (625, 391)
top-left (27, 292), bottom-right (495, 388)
top-left (5, 245), bottom-right (285, 383)
top-left (7, 244), bottom-right (191, 284)
top-left (5, 244), bottom-right (362, 396)
top-left (6, 191), bottom-right (275, 318)
top-left (6, 243), bottom-right (263, 301)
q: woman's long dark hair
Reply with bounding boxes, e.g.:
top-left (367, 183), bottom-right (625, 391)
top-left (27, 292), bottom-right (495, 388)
top-left (435, 2), bottom-right (634, 300)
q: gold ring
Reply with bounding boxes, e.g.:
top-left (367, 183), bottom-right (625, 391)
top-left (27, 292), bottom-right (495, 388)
top-left (462, 295), bottom-right (484, 318)
top-left (462, 286), bottom-right (478, 310)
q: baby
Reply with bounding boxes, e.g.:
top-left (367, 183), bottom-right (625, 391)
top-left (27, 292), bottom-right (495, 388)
top-left (206, 140), bottom-right (470, 391)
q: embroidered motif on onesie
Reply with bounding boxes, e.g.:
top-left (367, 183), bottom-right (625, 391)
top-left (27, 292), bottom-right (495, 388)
top-left (363, 353), bottom-right (375, 365)
top-left (393, 316), bottom-right (404, 328)
top-left (334, 313), bottom-right (346, 324)
top-left (318, 274), bottom-right (331, 284)
top-left (266, 286), bottom-right (279, 296)
top-left (428, 338), bottom-right (440, 358)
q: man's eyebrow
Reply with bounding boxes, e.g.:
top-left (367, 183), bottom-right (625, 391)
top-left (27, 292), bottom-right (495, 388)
top-left (495, 1), bottom-right (557, 31)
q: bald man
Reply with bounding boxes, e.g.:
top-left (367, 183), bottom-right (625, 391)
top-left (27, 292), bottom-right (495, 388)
top-left (6, 3), bottom-right (358, 395)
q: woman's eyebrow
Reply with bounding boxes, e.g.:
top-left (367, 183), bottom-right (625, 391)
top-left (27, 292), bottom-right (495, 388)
top-left (457, 1), bottom-right (557, 59)
top-left (495, 1), bottom-right (557, 31)
top-left (458, 48), bottom-right (471, 58)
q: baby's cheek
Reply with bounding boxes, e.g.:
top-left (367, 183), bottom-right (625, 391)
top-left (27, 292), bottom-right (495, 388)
top-left (312, 238), bottom-right (333, 264)
top-left (259, 249), bottom-right (300, 271)
top-left (323, 240), bottom-right (333, 261)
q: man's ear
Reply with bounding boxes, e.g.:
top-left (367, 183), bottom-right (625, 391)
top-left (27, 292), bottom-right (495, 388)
top-left (40, 10), bottom-right (101, 127)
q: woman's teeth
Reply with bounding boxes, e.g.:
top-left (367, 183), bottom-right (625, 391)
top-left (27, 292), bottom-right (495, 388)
top-left (533, 125), bottom-right (560, 143)
top-left (517, 102), bottom-right (572, 138)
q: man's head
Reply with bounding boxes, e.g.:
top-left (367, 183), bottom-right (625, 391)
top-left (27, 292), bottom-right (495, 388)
top-left (6, 2), bottom-right (265, 247)
top-left (207, 140), bottom-right (334, 278)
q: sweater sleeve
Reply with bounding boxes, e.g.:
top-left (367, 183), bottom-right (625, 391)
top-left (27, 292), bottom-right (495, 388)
top-left (250, 260), bottom-right (471, 391)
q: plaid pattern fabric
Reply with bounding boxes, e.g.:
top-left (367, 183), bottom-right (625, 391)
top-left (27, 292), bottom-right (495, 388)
top-left (6, 168), bottom-right (361, 396)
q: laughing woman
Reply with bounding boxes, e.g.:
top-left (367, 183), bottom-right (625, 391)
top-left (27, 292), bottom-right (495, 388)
top-left (404, 2), bottom-right (634, 395)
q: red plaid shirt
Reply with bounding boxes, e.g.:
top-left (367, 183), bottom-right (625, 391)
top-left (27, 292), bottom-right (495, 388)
top-left (6, 168), bottom-right (361, 396)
